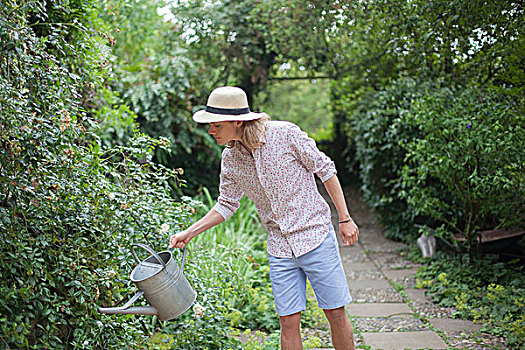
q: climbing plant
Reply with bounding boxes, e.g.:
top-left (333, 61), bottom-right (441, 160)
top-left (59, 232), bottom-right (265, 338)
top-left (0, 1), bottom-right (195, 348)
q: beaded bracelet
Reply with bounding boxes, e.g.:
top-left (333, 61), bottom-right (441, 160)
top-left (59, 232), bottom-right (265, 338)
top-left (339, 218), bottom-right (353, 224)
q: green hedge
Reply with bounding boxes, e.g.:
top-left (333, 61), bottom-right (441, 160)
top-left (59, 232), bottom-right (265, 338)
top-left (103, 0), bottom-right (224, 196)
top-left (0, 1), bottom-right (195, 348)
top-left (401, 84), bottom-right (524, 249)
top-left (347, 78), bottom-right (524, 244)
top-left (346, 79), bottom-right (431, 241)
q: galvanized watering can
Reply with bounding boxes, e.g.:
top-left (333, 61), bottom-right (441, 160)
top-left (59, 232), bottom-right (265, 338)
top-left (98, 243), bottom-right (196, 321)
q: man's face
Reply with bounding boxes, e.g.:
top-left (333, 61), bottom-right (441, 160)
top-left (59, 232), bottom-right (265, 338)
top-left (208, 121), bottom-right (242, 145)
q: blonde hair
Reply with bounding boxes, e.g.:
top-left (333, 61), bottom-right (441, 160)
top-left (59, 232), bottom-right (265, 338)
top-left (227, 113), bottom-right (271, 152)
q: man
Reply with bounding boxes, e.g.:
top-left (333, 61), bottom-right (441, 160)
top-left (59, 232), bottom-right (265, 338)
top-left (169, 86), bottom-right (358, 349)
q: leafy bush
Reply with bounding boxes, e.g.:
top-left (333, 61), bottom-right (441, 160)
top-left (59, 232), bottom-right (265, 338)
top-left (347, 77), bottom-right (524, 245)
top-left (102, 0), bottom-right (223, 196)
top-left (154, 272), bottom-right (243, 350)
top-left (0, 1), bottom-right (195, 348)
top-left (346, 78), bottom-right (432, 241)
top-left (401, 85), bottom-right (524, 252)
top-left (415, 254), bottom-right (525, 348)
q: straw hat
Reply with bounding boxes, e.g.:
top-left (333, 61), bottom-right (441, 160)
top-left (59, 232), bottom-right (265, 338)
top-left (192, 86), bottom-right (263, 123)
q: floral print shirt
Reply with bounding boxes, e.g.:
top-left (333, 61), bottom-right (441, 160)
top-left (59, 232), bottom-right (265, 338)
top-left (212, 121), bottom-right (336, 258)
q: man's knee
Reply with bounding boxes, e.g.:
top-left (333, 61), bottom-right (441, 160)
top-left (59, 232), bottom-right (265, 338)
top-left (279, 312), bottom-right (301, 331)
top-left (323, 306), bottom-right (348, 323)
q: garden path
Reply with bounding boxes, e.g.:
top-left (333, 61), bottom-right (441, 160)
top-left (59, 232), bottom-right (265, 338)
top-left (311, 184), bottom-right (509, 350)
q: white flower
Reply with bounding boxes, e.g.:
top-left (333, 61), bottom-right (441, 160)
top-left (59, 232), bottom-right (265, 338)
top-left (108, 193), bottom-right (115, 200)
top-left (193, 303), bottom-right (205, 318)
top-left (159, 223), bottom-right (169, 234)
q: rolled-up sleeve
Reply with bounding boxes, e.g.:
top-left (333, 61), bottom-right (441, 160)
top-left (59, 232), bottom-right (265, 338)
top-left (212, 164), bottom-right (244, 220)
top-left (289, 124), bottom-right (336, 182)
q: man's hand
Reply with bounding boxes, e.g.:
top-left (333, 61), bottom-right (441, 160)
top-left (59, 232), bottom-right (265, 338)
top-left (169, 230), bottom-right (193, 249)
top-left (339, 219), bottom-right (359, 246)
top-left (167, 209), bottom-right (225, 249)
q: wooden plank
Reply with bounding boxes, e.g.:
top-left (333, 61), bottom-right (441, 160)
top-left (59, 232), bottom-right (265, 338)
top-left (453, 228), bottom-right (525, 243)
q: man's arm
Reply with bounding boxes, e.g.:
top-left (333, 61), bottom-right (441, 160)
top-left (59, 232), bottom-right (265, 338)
top-left (323, 174), bottom-right (359, 246)
top-left (169, 209), bottom-right (225, 249)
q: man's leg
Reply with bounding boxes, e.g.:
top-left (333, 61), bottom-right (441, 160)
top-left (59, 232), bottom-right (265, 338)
top-left (280, 311), bottom-right (303, 350)
top-left (323, 307), bottom-right (354, 350)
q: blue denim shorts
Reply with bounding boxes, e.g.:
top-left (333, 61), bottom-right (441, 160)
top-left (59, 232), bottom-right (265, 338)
top-left (268, 226), bottom-right (352, 316)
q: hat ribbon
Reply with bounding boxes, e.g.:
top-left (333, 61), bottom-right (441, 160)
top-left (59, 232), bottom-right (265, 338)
top-left (205, 106), bottom-right (251, 115)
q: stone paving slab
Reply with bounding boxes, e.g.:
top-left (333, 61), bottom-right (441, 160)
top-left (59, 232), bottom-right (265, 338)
top-left (429, 318), bottom-right (482, 332)
top-left (405, 288), bottom-right (432, 303)
top-left (383, 267), bottom-right (420, 281)
top-left (360, 331), bottom-right (448, 349)
top-left (346, 262), bottom-right (379, 271)
top-left (442, 330), bottom-right (508, 349)
top-left (362, 242), bottom-right (406, 253)
top-left (371, 256), bottom-right (413, 269)
top-left (343, 270), bottom-right (385, 281)
top-left (341, 253), bottom-right (370, 263)
top-left (349, 279), bottom-right (392, 290)
top-left (348, 303), bottom-right (413, 318)
top-left (366, 252), bottom-right (401, 259)
top-left (346, 270), bottom-right (385, 280)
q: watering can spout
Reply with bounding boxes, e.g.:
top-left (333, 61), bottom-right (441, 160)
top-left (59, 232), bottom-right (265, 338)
top-left (98, 290), bottom-right (158, 316)
top-left (98, 305), bottom-right (158, 316)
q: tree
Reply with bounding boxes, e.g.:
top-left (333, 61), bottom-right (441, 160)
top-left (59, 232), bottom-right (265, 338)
top-left (99, 0), bottom-right (224, 194)
top-left (166, 0), bottom-right (280, 105)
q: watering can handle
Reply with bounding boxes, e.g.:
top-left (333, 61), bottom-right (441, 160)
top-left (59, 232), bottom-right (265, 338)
top-left (131, 243), bottom-right (166, 269)
top-left (179, 246), bottom-right (187, 272)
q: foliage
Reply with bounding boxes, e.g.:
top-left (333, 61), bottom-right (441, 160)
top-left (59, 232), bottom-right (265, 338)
top-left (0, 0), bottom-right (194, 348)
top-left (228, 328), bottom-right (322, 350)
top-left (154, 273), bottom-right (243, 350)
top-left (3, 0), bottom-right (523, 347)
top-left (347, 78), bottom-right (430, 241)
top-left (328, 0), bottom-right (524, 194)
top-left (379, 0), bottom-right (525, 90)
top-left (91, 87), bottom-right (137, 148)
top-left (254, 0), bottom-right (402, 162)
top-left (415, 254), bottom-right (525, 348)
top-left (167, 0), bottom-right (278, 103)
top-left (230, 329), bottom-right (280, 350)
top-left (347, 76), bottom-right (524, 245)
top-left (401, 85), bottom-right (524, 252)
top-left (100, 0), bottom-right (223, 195)
top-left (257, 78), bottom-right (333, 140)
